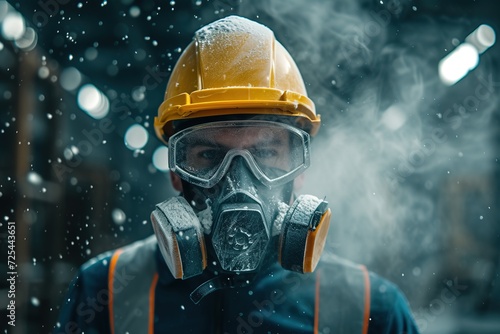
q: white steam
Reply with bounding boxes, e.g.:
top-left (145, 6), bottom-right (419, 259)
top-left (238, 0), bottom-right (498, 284)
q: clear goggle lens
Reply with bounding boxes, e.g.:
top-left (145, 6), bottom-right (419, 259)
top-left (168, 121), bottom-right (310, 188)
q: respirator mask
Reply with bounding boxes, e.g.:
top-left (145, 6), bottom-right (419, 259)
top-left (151, 120), bottom-right (331, 303)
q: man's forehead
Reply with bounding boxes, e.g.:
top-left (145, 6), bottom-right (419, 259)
top-left (194, 126), bottom-right (289, 147)
top-left (217, 126), bottom-right (286, 137)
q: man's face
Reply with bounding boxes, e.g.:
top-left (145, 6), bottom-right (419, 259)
top-left (165, 121), bottom-right (314, 274)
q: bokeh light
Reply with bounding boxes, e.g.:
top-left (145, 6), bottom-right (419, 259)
top-left (124, 124), bottom-right (149, 150)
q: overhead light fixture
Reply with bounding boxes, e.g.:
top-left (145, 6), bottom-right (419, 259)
top-left (77, 84), bottom-right (110, 119)
top-left (438, 43), bottom-right (479, 86)
top-left (465, 24), bottom-right (496, 54)
top-left (438, 24), bottom-right (496, 86)
top-left (1, 11), bottom-right (25, 40)
top-left (0, 1), bottom-right (39, 50)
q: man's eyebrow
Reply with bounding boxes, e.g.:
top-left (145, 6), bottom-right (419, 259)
top-left (187, 137), bottom-right (231, 151)
top-left (187, 137), bottom-right (223, 148)
top-left (252, 137), bottom-right (284, 146)
top-left (186, 135), bottom-right (284, 148)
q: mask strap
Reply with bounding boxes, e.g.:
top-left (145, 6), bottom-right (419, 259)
top-left (190, 274), bottom-right (254, 304)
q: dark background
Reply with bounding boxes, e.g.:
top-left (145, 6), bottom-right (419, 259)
top-left (0, 0), bottom-right (499, 333)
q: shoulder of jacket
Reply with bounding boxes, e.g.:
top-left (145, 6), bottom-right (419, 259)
top-left (115, 234), bottom-right (157, 254)
top-left (318, 252), bottom-right (366, 272)
top-left (109, 234), bottom-right (158, 282)
top-left (80, 250), bottom-right (113, 272)
top-left (80, 235), bottom-right (157, 272)
top-left (369, 271), bottom-right (409, 309)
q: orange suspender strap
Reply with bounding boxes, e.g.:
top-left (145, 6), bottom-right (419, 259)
top-left (314, 270), bottom-right (321, 334)
top-left (360, 265), bottom-right (371, 334)
top-left (149, 273), bottom-right (159, 334)
top-left (108, 236), bottom-right (158, 334)
top-left (108, 249), bottom-right (123, 334)
top-left (315, 259), bottom-right (371, 334)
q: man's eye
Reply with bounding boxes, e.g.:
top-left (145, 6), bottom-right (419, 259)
top-left (252, 148), bottom-right (278, 159)
top-left (197, 149), bottom-right (223, 160)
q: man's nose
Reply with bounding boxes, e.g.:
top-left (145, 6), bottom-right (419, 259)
top-left (225, 156), bottom-right (258, 187)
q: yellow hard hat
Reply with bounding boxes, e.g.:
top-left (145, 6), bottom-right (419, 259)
top-left (154, 15), bottom-right (321, 144)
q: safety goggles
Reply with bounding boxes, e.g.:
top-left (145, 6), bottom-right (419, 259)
top-left (168, 120), bottom-right (311, 188)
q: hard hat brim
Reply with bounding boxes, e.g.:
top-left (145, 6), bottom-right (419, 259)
top-left (154, 87), bottom-right (320, 144)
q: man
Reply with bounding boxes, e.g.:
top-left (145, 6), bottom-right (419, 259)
top-left (55, 16), bottom-right (419, 334)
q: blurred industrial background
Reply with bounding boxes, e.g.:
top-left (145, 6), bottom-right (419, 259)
top-left (0, 0), bottom-right (499, 333)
